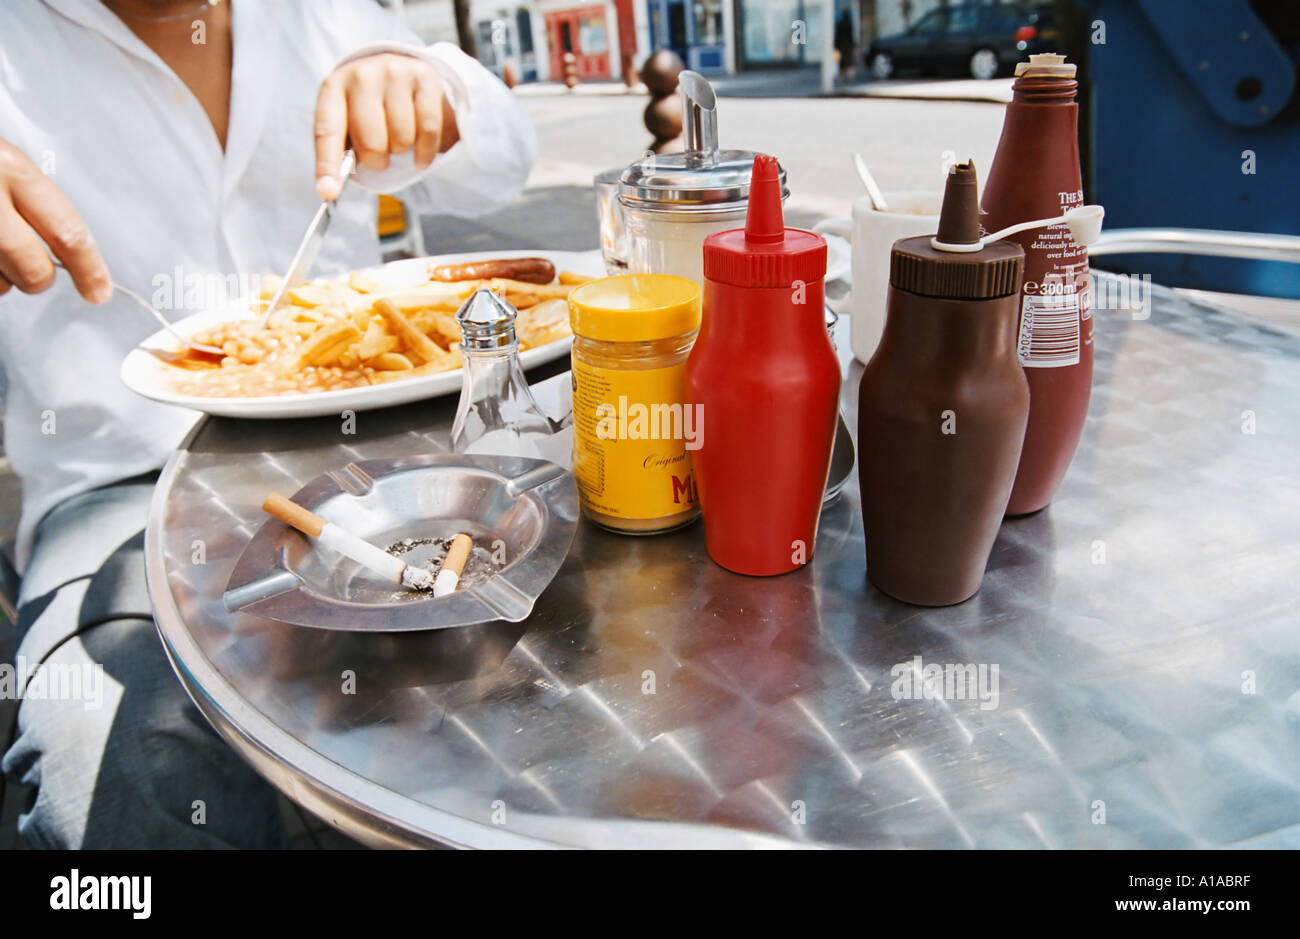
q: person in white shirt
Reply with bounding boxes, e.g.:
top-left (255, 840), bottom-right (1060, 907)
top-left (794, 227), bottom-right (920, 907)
top-left (0, 0), bottom-right (536, 847)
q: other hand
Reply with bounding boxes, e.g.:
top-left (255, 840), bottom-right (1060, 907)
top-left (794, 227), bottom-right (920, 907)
top-left (0, 138), bottom-right (110, 304)
top-left (314, 53), bottom-right (460, 200)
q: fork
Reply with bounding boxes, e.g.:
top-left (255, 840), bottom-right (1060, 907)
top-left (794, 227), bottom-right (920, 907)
top-left (51, 258), bottom-right (225, 356)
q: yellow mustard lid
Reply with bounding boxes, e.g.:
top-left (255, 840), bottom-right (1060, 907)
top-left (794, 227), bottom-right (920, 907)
top-left (568, 274), bottom-right (701, 343)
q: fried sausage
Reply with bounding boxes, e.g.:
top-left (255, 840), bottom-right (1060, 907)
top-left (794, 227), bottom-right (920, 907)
top-left (428, 257), bottom-right (556, 285)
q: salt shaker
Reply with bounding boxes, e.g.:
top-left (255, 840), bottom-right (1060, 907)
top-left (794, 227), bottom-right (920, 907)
top-left (450, 288), bottom-right (559, 460)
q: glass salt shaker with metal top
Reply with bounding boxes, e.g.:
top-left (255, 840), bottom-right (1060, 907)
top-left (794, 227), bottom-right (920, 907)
top-left (450, 288), bottom-right (562, 461)
top-left (614, 71), bottom-right (790, 283)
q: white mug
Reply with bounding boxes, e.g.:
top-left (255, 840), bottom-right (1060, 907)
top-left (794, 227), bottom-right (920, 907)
top-left (815, 191), bottom-right (942, 365)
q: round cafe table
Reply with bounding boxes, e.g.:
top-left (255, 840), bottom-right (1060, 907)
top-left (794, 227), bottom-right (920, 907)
top-left (146, 274), bottom-right (1300, 848)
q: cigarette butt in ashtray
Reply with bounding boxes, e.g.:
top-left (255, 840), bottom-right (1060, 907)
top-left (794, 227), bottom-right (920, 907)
top-left (434, 533), bottom-right (473, 597)
top-left (261, 492), bottom-right (434, 591)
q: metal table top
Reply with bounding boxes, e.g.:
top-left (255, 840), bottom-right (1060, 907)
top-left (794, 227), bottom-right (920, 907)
top-left (146, 275), bottom-right (1300, 848)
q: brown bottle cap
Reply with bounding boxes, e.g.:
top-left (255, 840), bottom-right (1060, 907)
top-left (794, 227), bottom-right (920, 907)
top-left (889, 160), bottom-right (1024, 301)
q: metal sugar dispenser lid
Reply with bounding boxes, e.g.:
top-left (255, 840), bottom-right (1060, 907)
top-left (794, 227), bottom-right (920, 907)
top-left (618, 70), bottom-right (789, 215)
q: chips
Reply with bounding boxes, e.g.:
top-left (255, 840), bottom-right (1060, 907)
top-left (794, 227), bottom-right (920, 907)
top-left (169, 263), bottom-right (584, 399)
top-left (516, 298), bottom-right (570, 350)
top-left (294, 319), bottom-right (362, 369)
top-left (373, 298), bottom-right (450, 367)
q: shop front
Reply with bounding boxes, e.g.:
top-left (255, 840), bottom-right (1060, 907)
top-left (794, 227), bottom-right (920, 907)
top-left (646, 0), bottom-right (727, 74)
top-left (544, 3), bottom-right (615, 79)
top-left (475, 6), bottom-right (543, 82)
top-left (735, 0), bottom-right (828, 68)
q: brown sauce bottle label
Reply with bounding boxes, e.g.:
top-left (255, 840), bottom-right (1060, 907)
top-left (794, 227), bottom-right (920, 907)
top-left (1015, 188), bottom-right (1092, 368)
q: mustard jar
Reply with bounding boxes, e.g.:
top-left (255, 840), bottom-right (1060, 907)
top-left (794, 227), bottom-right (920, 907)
top-left (568, 274), bottom-right (702, 534)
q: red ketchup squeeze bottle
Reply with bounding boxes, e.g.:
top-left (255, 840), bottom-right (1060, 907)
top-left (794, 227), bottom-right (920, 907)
top-left (981, 53), bottom-right (1093, 515)
top-left (686, 154), bottom-right (838, 576)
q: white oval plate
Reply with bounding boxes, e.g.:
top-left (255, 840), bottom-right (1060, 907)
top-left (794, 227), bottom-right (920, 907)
top-left (120, 249), bottom-right (601, 419)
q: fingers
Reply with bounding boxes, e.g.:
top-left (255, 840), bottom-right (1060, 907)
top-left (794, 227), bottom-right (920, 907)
top-left (316, 55), bottom-right (453, 193)
top-left (413, 71), bottom-right (444, 171)
top-left (314, 75), bottom-right (348, 200)
top-left (0, 206), bottom-right (58, 297)
top-left (346, 61), bottom-right (390, 174)
top-left (9, 164), bottom-right (111, 303)
top-left (383, 69), bottom-right (417, 158)
top-left (0, 141), bottom-right (109, 303)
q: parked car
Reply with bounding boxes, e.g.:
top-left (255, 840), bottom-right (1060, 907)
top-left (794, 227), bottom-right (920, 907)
top-left (865, 2), bottom-right (1058, 81)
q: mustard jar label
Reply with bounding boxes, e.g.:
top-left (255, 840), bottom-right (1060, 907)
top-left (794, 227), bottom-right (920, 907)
top-left (571, 359), bottom-right (700, 521)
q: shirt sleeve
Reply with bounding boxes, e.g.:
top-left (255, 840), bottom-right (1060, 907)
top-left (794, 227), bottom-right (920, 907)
top-left (317, 1), bottom-right (538, 218)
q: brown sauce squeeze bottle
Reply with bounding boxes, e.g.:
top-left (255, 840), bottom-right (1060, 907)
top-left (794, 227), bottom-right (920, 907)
top-left (857, 161), bottom-right (1028, 606)
top-left (981, 52), bottom-right (1092, 515)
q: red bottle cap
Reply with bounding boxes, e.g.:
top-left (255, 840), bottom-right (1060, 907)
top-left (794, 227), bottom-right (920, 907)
top-left (702, 154), bottom-right (827, 289)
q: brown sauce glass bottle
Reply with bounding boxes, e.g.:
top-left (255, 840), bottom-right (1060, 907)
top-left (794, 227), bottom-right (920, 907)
top-left (982, 53), bottom-right (1093, 515)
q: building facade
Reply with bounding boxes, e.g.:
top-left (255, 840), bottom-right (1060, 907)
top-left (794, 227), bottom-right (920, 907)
top-left (535, 0), bottom-right (626, 81)
top-left (380, 0), bottom-right (955, 82)
top-left (388, 1), bottom-right (556, 80)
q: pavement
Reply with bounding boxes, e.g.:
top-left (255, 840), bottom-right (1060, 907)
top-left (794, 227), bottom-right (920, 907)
top-left (506, 88), bottom-right (1010, 224)
top-left (513, 68), bottom-right (1015, 104)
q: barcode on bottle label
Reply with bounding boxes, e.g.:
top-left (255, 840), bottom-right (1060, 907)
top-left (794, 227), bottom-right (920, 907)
top-left (1018, 293), bottom-right (1081, 367)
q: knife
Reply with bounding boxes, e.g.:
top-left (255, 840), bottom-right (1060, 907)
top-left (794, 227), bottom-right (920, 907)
top-left (259, 149), bottom-right (356, 327)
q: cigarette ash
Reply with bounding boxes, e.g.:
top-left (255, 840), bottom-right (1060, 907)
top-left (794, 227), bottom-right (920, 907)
top-left (400, 565), bottom-right (434, 591)
top-left (385, 535), bottom-right (499, 594)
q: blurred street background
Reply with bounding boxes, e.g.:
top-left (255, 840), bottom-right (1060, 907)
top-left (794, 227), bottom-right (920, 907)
top-left (383, 0), bottom-right (1060, 89)
top-left (397, 0), bottom-right (1056, 255)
